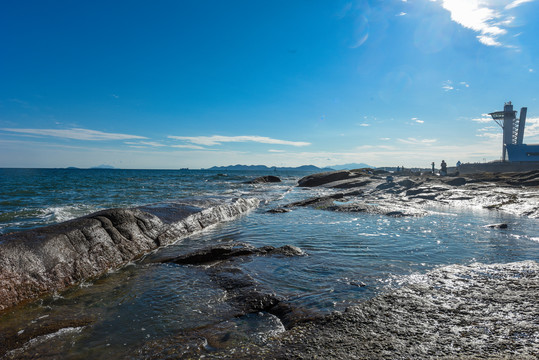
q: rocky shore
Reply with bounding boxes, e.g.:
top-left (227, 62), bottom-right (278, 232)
top-left (133, 169), bottom-right (539, 359)
top-left (270, 169), bottom-right (539, 219)
top-left (0, 197), bottom-right (259, 312)
top-left (1, 169), bottom-right (538, 358)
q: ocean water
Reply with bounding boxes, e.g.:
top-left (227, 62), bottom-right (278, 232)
top-left (1, 168), bottom-right (539, 358)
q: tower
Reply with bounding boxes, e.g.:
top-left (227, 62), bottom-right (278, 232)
top-left (489, 101), bottom-right (527, 162)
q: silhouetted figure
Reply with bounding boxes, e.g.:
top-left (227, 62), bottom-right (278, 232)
top-left (440, 160), bottom-right (447, 176)
top-left (431, 162), bottom-right (435, 174)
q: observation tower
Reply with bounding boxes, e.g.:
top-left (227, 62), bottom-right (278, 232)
top-left (489, 101), bottom-right (527, 162)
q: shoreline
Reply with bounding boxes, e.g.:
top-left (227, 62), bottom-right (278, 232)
top-left (1, 169), bottom-right (538, 358)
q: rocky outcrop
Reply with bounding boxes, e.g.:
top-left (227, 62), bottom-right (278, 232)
top-left (297, 171), bottom-right (359, 187)
top-left (245, 175), bottom-right (281, 184)
top-left (189, 261), bottom-right (539, 359)
top-left (0, 198), bottom-right (259, 311)
top-left (160, 242), bottom-right (304, 265)
top-left (292, 170), bottom-right (539, 218)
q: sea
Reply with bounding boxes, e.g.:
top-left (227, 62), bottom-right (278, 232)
top-left (1, 168), bottom-right (538, 359)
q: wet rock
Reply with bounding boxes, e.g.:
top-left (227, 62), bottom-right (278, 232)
top-left (245, 175), bottom-right (281, 184)
top-left (212, 261), bottom-right (539, 359)
top-left (0, 315), bottom-right (94, 357)
top-left (375, 182), bottom-right (397, 190)
top-left (0, 198), bottom-right (260, 311)
top-left (297, 171), bottom-right (360, 187)
top-left (267, 208), bottom-right (291, 214)
top-left (444, 177), bottom-right (467, 186)
top-left (284, 193), bottom-right (345, 208)
top-left (396, 179), bottom-right (417, 189)
top-left (486, 223), bottom-right (508, 229)
top-left (161, 243), bottom-right (305, 266)
top-left (322, 179), bottom-right (371, 189)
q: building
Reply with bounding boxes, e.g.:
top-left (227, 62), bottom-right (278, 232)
top-left (489, 101), bottom-right (539, 162)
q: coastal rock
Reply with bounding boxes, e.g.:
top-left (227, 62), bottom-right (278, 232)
top-left (160, 243), bottom-right (304, 265)
top-left (0, 198), bottom-right (259, 311)
top-left (443, 177), bottom-right (467, 186)
top-left (297, 171), bottom-right (360, 187)
top-left (485, 223), bottom-right (508, 229)
top-left (204, 261), bottom-right (539, 359)
top-left (165, 243), bottom-right (310, 328)
top-left (245, 175), bottom-right (281, 184)
top-left (267, 208), bottom-right (291, 214)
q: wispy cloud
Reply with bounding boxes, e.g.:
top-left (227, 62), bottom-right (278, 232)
top-left (506, 0), bottom-right (534, 10)
top-left (398, 137), bottom-right (437, 144)
top-left (439, 0), bottom-right (535, 47)
top-left (472, 113), bottom-right (495, 123)
top-left (442, 80), bottom-right (470, 91)
top-left (411, 118), bottom-right (424, 124)
top-left (397, 12), bottom-right (407, 16)
top-left (524, 116), bottom-right (539, 139)
top-left (170, 144), bottom-right (207, 150)
top-left (0, 128), bottom-right (146, 141)
top-left (125, 141), bottom-right (166, 147)
top-left (359, 123), bottom-right (370, 127)
top-left (442, 80), bottom-right (454, 91)
top-left (168, 135), bottom-right (310, 147)
top-left (269, 149), bottom-right (285, 153)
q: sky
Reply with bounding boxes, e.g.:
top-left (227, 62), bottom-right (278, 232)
top-left (1, 0), bottom-right (539, 169)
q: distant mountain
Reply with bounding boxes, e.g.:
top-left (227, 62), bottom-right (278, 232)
top-left (329, 163), bottom-right (374, 170)
top-left (91, 164), bottom-right (116, 169)
top-left (206, 164), bottom-right (334, 172)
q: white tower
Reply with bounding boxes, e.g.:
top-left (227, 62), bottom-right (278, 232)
top-left (489, 101), bottom-right (527, 162)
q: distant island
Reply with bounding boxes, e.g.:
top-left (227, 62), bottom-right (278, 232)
top-left (205, 163), bottom-right (374, 172)
top-left (91, 164), bottom-right (116, 169)
top-left (205, 165), bottom-right (335, 172)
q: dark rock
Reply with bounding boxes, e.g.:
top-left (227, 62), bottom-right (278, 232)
top-left (409, 194), bottom-right (438, 200)
top-left (245, 175), bottom-right (281, 184)
top-left (397, 179), bottom-right (417, 189)
top-left (444, 177), bottom-right (467, 186)
top-left (376, 182), bottom-right (397, 190)
top-left (323, 179), bottom-right (371, 189)
top-left (267, 208), bottom-right (291, 214)
top-left (406, 188), bottom-right (426, 196)
top-left (285, 193), bottom-right (345, 208)
top-left (0, 198), bottom-right (259, 311)
top-left (161, 243), bottom-right (305, 265)
top-left (0, 315), bottom-right (95, 356)
top-left (297, 171), bottom-right (360, 187)
top-left (486, 223), bottom-right (508, 229)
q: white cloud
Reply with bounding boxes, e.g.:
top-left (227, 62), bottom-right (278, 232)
top-left (412, 118), bottom-right (424, 124)
top-left (506, 0), bottom-right (534, 10)
top-left (0, 127), bottom-right (146, 141)
top-left (269, 149), bottom-right (286, 153)
top-left (125, 141), bottom-right (166, 147)
top-left (397, 12), bottom-right (407, 16)
top-left (472, 114), bottom-right (494, 123)
top-left (442, 80), bottom-right (454, 91)
top-left (359, 123), bottom-right (370, 127)
top-left (439, 0), bottom-right (534, 47)
top-left (523, 116), bottom-right (539, 139)
top-left (170, 144), bottom-right (206, 150)
top-left (380, 137), bottom-right (391, 141)
top-left (168, 135), bottom-right (310, 147)
top-left (443, 80), bottom-right (470, 91)
top-left (398, 137), bottom-right (437, 144)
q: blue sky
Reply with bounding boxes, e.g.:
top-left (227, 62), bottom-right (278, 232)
top-left (1, 0), bottom-right (539, 169)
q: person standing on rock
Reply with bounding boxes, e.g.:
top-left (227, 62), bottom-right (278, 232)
top-left (440, 160), bottom-right (447, 176)
top-left (431, 162), bottom-right (435, 174)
